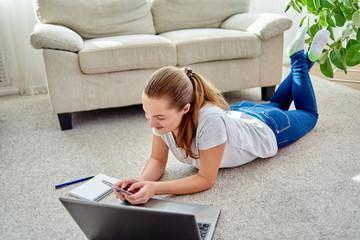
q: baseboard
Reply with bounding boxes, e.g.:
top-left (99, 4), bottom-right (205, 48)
top-left (0, 86), bottom-right (19, 96)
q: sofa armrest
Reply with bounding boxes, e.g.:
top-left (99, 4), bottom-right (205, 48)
top-left (221, 13), bottom-right (292, 40)
top-left (30, 23), bottom-right (84, 52)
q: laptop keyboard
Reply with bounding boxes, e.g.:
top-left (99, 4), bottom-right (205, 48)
top-left (198, 223), bottom-right (211, 239)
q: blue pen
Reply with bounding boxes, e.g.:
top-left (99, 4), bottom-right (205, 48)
top-left (55, 176), bottom-right (94, 189)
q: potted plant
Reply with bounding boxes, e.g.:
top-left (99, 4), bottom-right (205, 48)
top-left (286, 0), bottom-right (360, 78)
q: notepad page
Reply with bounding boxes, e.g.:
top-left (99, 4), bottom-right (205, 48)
top-left (69, 173), bottom-right (119, 201)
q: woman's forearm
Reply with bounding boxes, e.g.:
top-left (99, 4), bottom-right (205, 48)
top-left (153, 173), bottom-right (214, 195)
top-left (151, 143), bottom-right (225, 196)
top-left (139, 157), bottom-right (166, 182)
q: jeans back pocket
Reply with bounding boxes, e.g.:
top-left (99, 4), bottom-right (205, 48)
top-left (263, 109), bottom-right (290, 134)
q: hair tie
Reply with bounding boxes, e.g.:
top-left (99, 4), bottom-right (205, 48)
top-left (182, 67), bottom-right (194, 77)
top-left (187, 69), bottom-right (194, 77)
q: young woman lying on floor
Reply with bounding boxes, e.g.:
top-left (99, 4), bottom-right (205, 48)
top-left (114, 25), bottom-right (330, 205)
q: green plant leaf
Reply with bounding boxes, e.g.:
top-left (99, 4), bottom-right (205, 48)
top-left (309, 23), bottom-right (321, 37)
top-left (291, 0), bottom-right (302, 13)
top-left (319, 51), bottom-right (329, 64)
top-left (330, 48), bottom-right (346, 71)
top-left (320, 10), bottom-right (328, 26)
top-left (345, 44), bottom-right (360, 66)
top-left (346, 39), bottom-right (360, 50)
top-left (343, 0), bottom-right (353, 9)
top-left (357, 29), bottom-right (360, 41)
top-left (320, 56), bottom-right (334, 78)
top-left (296, 0), bottom-right (305, 8)
top-left (342, 4), bottom-right (355, 21)
top-left (320, 0), bottom-right (335, 8)
top-left (334, 8), bottom-right (346, 27)
top-left (352, 12), bottom-right (360, 27)
top-left (340, 48), bottom-right (348, 74)
top-left (342, 28), bottom-right (353, 38)
top-left (352, 1), bottom-right (359, 10)
top-left (285, 3), bottom-right (291, 12)
top-left (314, 0), bottom-right (322, 10)
top-left (326, 11), bottom-right (336, 27)
top-left (307, 0), bottom-right (315, 12)
top-left (326, 26), bottom-right (335, 40)
top-left (300, 16), bottom-right (309, 27)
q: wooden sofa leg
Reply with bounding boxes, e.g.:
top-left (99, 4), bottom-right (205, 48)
top-left (57, 113), bottom-right (72, 131)
top-left (261, 86), bottom-right (276, 101)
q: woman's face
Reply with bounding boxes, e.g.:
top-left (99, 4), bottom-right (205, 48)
top-left (142, 93), bottom-right (190, 136)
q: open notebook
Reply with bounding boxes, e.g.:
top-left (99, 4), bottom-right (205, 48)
top-left (69, 173), bottom-right (119, 201)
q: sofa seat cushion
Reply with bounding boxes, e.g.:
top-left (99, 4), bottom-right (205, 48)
top-left (160, 29), bottom-right (261, 66)
top-left (79, 35), bottom-right (176, 74)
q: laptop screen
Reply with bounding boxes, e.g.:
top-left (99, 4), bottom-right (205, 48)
top-left (60, 197), bottom-right (203, 240)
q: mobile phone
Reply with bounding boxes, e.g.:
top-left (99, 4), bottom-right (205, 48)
top-left (102, 179), bottom-right (133, 195)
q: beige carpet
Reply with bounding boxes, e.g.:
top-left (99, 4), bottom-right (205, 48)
top-left (0, 67), bottom-right (359, 239)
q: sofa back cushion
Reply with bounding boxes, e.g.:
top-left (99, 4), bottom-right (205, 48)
top-left (35, 0), bottom-right (156, 39)
top-left (151, 0), bottom-right (250, 34)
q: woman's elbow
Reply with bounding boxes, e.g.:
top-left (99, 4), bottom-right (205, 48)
top-left (202, 177), bottom-right (216, 191)
top-left (206, 181), bottom-right (216, 191)
top-left (196, 172), bottom-right (218, 191)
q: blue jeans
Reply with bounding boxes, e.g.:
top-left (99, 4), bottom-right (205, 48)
top-left (230, 51), bottom-right (318, 148)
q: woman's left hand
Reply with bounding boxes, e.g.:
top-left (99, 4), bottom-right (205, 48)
top-left (124, 181), bottom-right (156, 205)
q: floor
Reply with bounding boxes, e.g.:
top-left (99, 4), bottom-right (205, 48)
top-left (286, 64), bottom-right (360, 91)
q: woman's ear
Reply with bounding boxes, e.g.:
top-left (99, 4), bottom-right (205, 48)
top-left (183, 103), bottom-right (191, 114)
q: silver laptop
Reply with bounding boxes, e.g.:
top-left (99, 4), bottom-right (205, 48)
top-left (59, 197), bottom-right (220, 240)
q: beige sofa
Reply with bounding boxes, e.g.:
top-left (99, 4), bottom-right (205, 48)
top-left (30, 0), bottom-right (292, 130)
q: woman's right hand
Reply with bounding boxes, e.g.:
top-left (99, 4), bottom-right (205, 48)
top-left (113, 179), bottom-right (139, 200)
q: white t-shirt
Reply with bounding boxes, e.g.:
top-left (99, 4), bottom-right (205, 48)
top-left (153, 105), bottom-right (278, 168)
